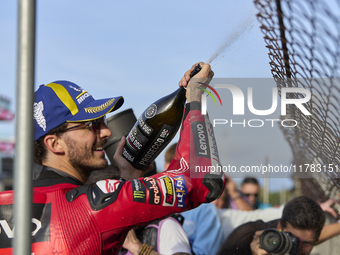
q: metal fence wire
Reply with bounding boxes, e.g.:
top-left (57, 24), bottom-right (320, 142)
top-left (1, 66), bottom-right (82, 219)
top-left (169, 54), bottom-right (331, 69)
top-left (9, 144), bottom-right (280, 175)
top-left (254, 0), bottom-right (340, 205)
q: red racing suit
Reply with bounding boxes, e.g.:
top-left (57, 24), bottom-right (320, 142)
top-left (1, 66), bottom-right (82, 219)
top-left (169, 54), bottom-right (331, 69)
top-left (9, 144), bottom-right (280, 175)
top-left (0, 102), bottom-right (225, 255)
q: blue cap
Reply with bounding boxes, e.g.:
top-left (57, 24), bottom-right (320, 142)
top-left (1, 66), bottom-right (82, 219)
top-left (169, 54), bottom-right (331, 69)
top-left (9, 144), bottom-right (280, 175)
top-left (33, 80), bottom-right (124, 141)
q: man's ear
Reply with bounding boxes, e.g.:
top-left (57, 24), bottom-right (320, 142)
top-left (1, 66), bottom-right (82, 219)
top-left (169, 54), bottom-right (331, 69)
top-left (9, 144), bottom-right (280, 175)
top-left (276, 221), bottom-right (282, 231)
top-left (44, 134), bottom-right (65, 154)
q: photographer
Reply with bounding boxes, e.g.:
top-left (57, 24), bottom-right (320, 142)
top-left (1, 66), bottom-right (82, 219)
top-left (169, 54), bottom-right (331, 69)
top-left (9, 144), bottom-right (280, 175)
top-left (216, 196), bottom-right (326, 255)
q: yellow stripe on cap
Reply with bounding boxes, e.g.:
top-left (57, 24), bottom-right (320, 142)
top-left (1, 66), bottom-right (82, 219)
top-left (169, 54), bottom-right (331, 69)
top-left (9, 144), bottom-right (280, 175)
top-left (76, 90), bottom-right (87, 99)
top-left (46, 83), bottom-right (79, 115)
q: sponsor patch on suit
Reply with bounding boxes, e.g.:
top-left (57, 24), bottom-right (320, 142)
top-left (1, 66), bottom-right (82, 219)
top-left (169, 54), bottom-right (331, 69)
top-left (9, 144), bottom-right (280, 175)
top-left (159, 176), bottom-right (175, 206)
top-left (173, 175), bottom-right (188, 208)
top-left (143, 177), bottom-right (161, 205)
top-left (131, 179), bottom-right (147, 203)
top-left (191, 121), bottom-right (210, 158)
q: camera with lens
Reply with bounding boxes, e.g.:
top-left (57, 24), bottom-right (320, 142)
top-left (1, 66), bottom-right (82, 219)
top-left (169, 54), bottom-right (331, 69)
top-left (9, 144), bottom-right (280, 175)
top-left (259, 228), bottom-right (299, 255)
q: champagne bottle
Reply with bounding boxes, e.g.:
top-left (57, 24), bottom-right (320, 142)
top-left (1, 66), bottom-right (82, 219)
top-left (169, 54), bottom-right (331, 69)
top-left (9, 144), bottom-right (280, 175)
top-left (122, 64), bottom-right (202, 170)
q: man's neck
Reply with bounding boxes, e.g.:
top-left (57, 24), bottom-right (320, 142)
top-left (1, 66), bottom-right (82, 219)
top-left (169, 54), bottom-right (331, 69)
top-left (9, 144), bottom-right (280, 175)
top-left (42, 159), bottom-right (87, 184)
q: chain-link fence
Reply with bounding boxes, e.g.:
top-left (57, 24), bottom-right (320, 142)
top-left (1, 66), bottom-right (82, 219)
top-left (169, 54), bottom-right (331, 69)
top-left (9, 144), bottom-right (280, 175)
top-left (254, 0), bottom-right (340, 200)
top-left (254, 1), bottom-right (340, 252)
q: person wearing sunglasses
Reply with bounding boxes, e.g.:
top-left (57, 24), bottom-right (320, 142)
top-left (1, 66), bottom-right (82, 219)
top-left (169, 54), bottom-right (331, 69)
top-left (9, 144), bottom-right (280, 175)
top-left (240, 177), bottom-right (271, 210)
top-left (0, 63), bottom-right (225, 255)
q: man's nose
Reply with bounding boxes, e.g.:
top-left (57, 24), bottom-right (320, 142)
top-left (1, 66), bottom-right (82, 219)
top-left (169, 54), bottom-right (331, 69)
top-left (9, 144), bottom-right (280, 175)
top-left (100, 121), bottom-right (112, 139)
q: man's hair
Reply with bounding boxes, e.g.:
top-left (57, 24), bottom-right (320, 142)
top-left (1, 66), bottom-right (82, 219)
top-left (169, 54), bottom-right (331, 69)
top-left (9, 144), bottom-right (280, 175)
top-left (241, 177), bottom-right (259, 186)
top-left (164, 143), bottom-right (177, 164)
top-left (280, 196), bottom-right (325, 240)
top-left (34, 123), bottom-right (68, 165)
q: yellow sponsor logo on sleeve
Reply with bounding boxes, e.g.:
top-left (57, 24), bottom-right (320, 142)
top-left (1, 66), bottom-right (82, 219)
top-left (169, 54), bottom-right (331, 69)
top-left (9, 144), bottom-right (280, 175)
top-left (164, 177), bottom-right (173, 195)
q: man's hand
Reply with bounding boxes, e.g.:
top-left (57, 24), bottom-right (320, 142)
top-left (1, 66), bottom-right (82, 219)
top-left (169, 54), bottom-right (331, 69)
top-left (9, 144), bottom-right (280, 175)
top-left (113, 137), bottom-right (152, 180)
top-left (250, 230), bottom-right (269, 255)
top-left (179, 62), bottom-right (214, 103)
top-left (319, 199), bottom-right (340, 219)
top-left (122, 229), bottom-right (142, 255)
top-left (225, 177), bottom-right (252, 211)
top-left (226, 177), bottom-right (239, 199)
top-left (123, 229), bottom-right (162, 255)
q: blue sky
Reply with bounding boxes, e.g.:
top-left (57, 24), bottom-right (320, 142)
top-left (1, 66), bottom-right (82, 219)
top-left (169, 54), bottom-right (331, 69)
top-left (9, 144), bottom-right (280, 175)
top-left (0, 0), bottom-right (294, 192)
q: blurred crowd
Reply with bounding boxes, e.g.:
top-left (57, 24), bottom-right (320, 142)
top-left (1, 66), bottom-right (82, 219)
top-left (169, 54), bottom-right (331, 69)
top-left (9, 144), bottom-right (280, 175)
top-left (112, 143), bottom-right (340, 255)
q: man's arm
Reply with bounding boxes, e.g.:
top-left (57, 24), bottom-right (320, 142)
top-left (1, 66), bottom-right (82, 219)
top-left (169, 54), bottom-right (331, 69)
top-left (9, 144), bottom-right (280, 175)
top-left (114, 62), bottom-right (212, 181)
top-left (183, 204), bottom-right (224, 255)
top-left (122, 229), bottom-right (160, 255)
top-left (317, 222), bottom-right (340, 244)
top-left (66, 62), bottom-right (225, 253)
top-left (316, 198), bottom-right (340, 244)
top-left (226, 177), bottom-right (252, 211)
top-left (123, 234), bottom-right (189, 255)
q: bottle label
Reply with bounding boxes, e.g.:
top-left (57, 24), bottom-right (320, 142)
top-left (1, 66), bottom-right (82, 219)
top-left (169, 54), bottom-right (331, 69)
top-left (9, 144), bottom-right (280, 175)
top-left (138, 115), bottom-right (153, 136)
top-left (126, 126), bottom-right (149, 155)
top-left (144, 104), bottom-right (157, 119)
top-left (137, 124), bottom-right (174, 167)
top-left (122, 147), bottom-right (135, 163)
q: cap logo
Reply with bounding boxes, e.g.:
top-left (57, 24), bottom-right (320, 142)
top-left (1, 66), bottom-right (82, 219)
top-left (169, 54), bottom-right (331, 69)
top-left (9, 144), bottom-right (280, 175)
top-left (33, 101), bottom-right (46, 131)
top-left (76, 91), bottom-right (91, 104)
top-left (68, 85), bottom-right (82, 92)
top-left (84, 98), bottom-right (115, 114)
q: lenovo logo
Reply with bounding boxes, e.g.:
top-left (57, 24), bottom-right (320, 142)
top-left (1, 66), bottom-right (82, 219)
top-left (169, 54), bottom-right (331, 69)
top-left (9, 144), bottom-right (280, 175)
top-left (0, 218), bottom-right (41, 238)
top-left (0, 203), bottom-right (51, 249)
top-left (191, 121), bottom-right (210, 159)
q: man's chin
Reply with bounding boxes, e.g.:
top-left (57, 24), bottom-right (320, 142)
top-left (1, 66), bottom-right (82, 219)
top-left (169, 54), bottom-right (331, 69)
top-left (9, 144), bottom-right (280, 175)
top-left (96, 159), bottom-right (108, 170)
top-left (77, 159), bottom-right (109, 177)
